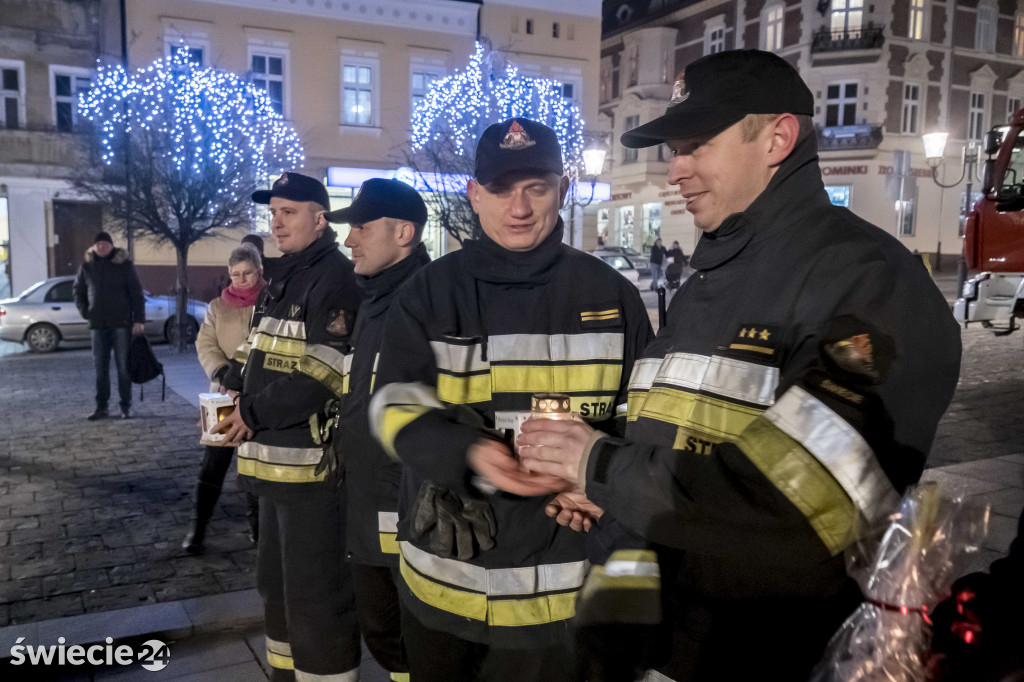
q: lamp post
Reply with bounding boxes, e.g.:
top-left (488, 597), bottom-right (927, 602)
top-left (922, 132), bottom-right (979, 297)
top-left (567, 135), bottom-right (608, 249)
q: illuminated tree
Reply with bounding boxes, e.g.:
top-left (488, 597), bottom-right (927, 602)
top-left (74, 47), bottom-right (304, 350)
top-left (405, 41), bottom-right (585, 243)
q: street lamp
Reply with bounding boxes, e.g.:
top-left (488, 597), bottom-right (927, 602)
top-left (922, 131), bottom-right (980, 296)
top-left (567, 134), bottom-right (609, 248)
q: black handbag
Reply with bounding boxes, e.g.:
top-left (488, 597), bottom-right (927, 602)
top-left (128, 334), bottom-right (165, 401)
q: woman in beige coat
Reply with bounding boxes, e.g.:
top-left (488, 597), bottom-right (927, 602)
top-left (183, 245), bottom-right (263, 554)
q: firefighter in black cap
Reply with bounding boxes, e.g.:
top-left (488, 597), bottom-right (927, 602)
top-left (510, 50), bottom-right (963, 681)
top-left (214, 171), bottom-right (362, 681)
top-left (368, 119), bottom-right (653, 680)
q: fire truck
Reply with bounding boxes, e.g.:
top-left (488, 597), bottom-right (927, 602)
top-left (955, 112), bottom-right (1024, 335)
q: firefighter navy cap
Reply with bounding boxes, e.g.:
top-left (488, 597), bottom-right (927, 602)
top-left (474, 118), bottom-right (565, 186)
top-left (621, 50), bottom-right (814, 149)
top-left (251, 171), bottom-right (331, 209)
top-left (324, 178), bottom-right (427, 226)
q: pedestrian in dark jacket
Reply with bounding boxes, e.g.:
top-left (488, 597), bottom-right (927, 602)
top-left (667, 240), bottom-right (685, 266)
top-left (73, 231), bottom-right (146, 420)
top-left (648, 238), bottom-right (667, 291)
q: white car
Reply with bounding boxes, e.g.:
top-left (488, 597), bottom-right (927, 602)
top-left (592, 252), bottom-right (641, 286)
top-left (0, 276), bottom-right (207, 353)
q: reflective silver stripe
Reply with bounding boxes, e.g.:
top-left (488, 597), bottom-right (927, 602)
top-left (303, 343), bottom-right (351, 375)
top-left (615, 402), bottom-right (628, 417)
top-left (369, 382), bottom-right (444, 441)
top-left (238, 441), bottom-right (323, 465)
top-left (628, 357), bottom-right (663, 391)
top-left (378, 511), bottom-right (399, 533)
top-left (764, 386), bottom-right (900, 522)
top-left (400, 541), bottom-right (588, 597)
top-left (605, 560), bottom-right (660, 578)
top-left (266, 636), bottom-right (292, 657)
top-left (430, 339), bottom-right (488, 373)
top-left (641, 353), bottom-right (778, 406)
top-left (258, 315), bottom-right (307, 339)
top-left (643, 670), bottom-right (678, 682)
top-left (295, 667), bottom-right (360, 682)
top-left (488, 333), bottom-right (624, 362)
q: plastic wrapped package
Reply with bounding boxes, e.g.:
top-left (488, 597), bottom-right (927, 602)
top-left (810, 482), bottom-right (990, 682)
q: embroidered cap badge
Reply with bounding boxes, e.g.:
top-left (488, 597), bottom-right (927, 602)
top-left (499, 120), bottom-right (536, 150)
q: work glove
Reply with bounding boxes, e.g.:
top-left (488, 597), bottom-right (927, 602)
top-left (410, 481), bottom-right (497, 561)
top-left (313, 398), bottom-right (345, 484)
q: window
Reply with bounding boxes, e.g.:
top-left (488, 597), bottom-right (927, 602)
top-left (526, 19), bottom-right (534, 35)
top-left (1009, 96), bottom-right (1022, 120)
top-left (553, 22), bottom-right (560, 38)
top-left (52, 70), bottom-right (91, 132)
top-left (831, 0), bottom-right (863, 37)
top-left (341, 59), bottom-right (376, 126)
top-left (969, 91), bottom-right (987, 140)
top-left (1015, 13), bottom-right (1024, 57)
top-left (705, 25), bottom-right (726, 55)
top-left (411, 70), bottom-right (440, 112)
top-left (825, 186), bottom-right (851, 207)
top-left (1, 64), bottom-right (22, 129)
top-left (897, 199), bottom-right (916, 236)
top-left (627, 44), bottom-right (639, 87)
top-left (511, 16), bottom-right (519, 33)
top-left (825, 81), bottom-right (858, 127)
top-left (762, 5), bottom-right (784, 51)
top-left (643, 203), bottom-right (662, 242)
top-left (600, 58), bottom-right (613, 103)
top-left (251, 53), bottom-right (285, 116)
top-left (44, 281), bottom-right (74, 303)
top-left (623, 115), bottom-right (639, 164)
top-left (169, 44), bottom-right (204, 66)
top-left (909, 0), bottom-right (926, 40)
top-left (902, 83), bottom-right (921, 134)
top-left (976, 1), bottom-right (997, 52)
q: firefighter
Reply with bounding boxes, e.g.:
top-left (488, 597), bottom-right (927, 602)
top-left (514, 50), bottom-right (963, 681)
top-left (322, 178), bottom-right (431, 680)
top-left (213, 172), bottom-right (362, 681)
top-left (368, 118), bottom-right (654, 680)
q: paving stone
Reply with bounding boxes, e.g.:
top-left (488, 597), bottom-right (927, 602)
top-left (170, 555), bottom-right (237, 577)
top-left (11, 556), bottom-right (75, 581)
top-left (74, 548), bottom-right (137, 572)
top-left (152, 574), bottom-right (223, 603)
top-left (9, 594), bottom-right (84, 624)
top-left (0, 516), bottom-right (39, 532)
top-left (81, 584), bottom-right (157, 613)
top-left (41, 568), bottom-right (111, 597)
top-left (0, 578), bottom-right (43, 604)
top-left (108, 562), bottom-right (177, 587)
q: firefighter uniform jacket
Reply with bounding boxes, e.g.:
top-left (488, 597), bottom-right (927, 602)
top-left (340, 243), bottom-right (430, 566)
top-left (228, 227), bottom-right (360, 500)
top-left (580, 134), bottom-right (962, 681)
top-left (370, 222), bottom-right (653, 648)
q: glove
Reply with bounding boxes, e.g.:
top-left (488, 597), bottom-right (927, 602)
top-left (410, 481), bottom-right (497, 561)
top-left (313, 399), bottom-right (344, 484)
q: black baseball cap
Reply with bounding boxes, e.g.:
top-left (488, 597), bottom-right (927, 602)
top-left (324, 178), bottom-right (427, 226)
top-left (474, 118), bottom-right (564, 185)
top-left (251, 171), bottom-right (331, 209)
top-left (621, 50), bottom-right (814, 148)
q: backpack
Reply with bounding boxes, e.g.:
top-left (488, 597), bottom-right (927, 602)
top-left (128, 334), bottom-right (165, 400)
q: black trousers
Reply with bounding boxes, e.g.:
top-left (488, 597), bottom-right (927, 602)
top-left (258, 490), bottom-right (360, 681)
top-left (400, 601), bottom-right (581, 682)
top-left (196, 445), bottom-right (257, 521)
top-left (351, 563), bottom-right (406, 674)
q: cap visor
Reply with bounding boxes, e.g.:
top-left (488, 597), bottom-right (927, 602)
top-left (324, 204), bottom-right (378, 225)
top-left (621, 109), bottom-right (746, 148)
top-left (251, 190), bottom-right (273, 204)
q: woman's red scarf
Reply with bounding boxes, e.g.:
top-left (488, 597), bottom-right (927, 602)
top-left (221, 280), bottom-right (264, 308)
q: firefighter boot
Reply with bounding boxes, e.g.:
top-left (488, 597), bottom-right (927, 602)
top-left (182, 482), bottom-right (221, 554)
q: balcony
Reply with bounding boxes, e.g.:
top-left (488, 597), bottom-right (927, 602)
top-left (817, 124), bottom-right (884, 151)
top-left (811, 24), bottom-right (885, 53)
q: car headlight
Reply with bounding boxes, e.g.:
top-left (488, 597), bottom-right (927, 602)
top-left (961, 280), bottom-right (977, 299)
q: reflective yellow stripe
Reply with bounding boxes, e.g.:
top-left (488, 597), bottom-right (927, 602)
top-left (252, 332), bottom-right (306, 358)
top-left (628, 386), bottom-right (764, 439)
top-left (491, 364), bottom-right (621, 394)
top-left (295, 667), bottom-right (360, 681)
top-left (237, 442), bottom-right (326, 483)
top-left (379, 533), bottom-right (399, 554)
top-left (489, 333), bottom-right (625, 362)
top-left (391, 674), bottom-right (410, 682)
top-left (437, 372), bottom-right (491, 404)
top-left (737, 416), bottom-right (858, 556)
top-left (266, 637), bottom-right (293, 670)
top-left (399, 555), bottom-right (578, 627)
top-left (297, 346), bottom-right (351, 396)
top-left (237, 458), bottom-right (325, 483)
top-left (369, 383), bottom-right (443, 458)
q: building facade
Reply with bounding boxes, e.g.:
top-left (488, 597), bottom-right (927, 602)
top-left (597, 0), bottom-right (1024, 267)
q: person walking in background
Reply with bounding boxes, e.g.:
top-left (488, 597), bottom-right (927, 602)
top-left (184, 243), bottom-right (264, 554)
top-left (73, 231), bottom-right (145, 420)
top-left (648, 237), bottom-right (667, 291)
top-left (667, 240), bottom-right (686, 266)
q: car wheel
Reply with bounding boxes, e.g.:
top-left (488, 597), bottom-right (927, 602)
top-left (25, 323), bottom-right (60, 353)
top-left (164, 315), bottom-right (199, 346)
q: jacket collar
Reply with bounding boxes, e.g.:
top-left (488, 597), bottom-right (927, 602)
top-left (688, 132), bottom-right (830, 270)
top-left (462, 219), bottom-right (565, 284)
top-left (84, 246), bottom-right (128, 264)
top-left (357, 243), bottom-right (430, 317)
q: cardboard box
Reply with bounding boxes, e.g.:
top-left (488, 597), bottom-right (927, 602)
top-left (199, 393), bottom-right (236, 446)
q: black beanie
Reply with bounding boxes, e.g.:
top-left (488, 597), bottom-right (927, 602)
top-left (94, 231), bottom-right (113, 245)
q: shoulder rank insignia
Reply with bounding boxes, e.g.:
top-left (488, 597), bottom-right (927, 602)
top-left (289, 304), bottom-right (302, 319)
top-left (500, 120), bottom-right (536, 150)
top-left (725, 323), bottom-right (780, 360)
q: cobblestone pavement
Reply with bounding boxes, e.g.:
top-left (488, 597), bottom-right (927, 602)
top-left (0, 345), bottom-right (255, 627)
top-left (0, 317), bottom-right (1022, 630)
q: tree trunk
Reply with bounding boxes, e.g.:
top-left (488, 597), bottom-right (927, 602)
top-left (175, 245), bottom-right (190, 353)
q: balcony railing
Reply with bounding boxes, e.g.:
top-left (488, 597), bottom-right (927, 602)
top-left (817, 124), bottom-right (884, 151)
top-left (811, 24), bottom-right (885, 53)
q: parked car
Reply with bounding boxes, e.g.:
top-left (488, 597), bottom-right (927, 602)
top-left (0, 276), bottom-right (207, 353)
top-left (591, 253), bottom-right (641, 286)
top-left (592, 246), bottom-right (651, 277)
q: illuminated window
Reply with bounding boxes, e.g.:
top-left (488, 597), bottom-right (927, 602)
top-left (969, 91), bottom-right (987, 140)
top-left (831, 0), bottom-right (863, 37)
top-left (762, 5), bottom-right (784, 51)
top-left (902, 83), bottom-right (921, 134)
top-left (250, 53), bottom-right (286, 116)
top-left (1015, 13), bottom-right (1024, 57)
top-left (976, 1), bottom-right (996, 53)
top-left (341, 55), bottom-right (378, 127)
top-left (909, 0), bottom-right (926, 40)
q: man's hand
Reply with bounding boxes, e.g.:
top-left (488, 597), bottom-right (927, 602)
top-left (468, 438), bottom-right (569, 497)
top-left (547, 491), bottom-right (604, 533)
top-left (210, 406), bottom-right (253, 446)
top-left (131, 323), bottom-right (145, 336)
top-left (516, 417), bottom-right (596, 488)
top-left (216, 385), bottom-right (239, 398)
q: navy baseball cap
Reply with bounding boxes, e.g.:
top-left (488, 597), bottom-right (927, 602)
top-left (325, 178), bottom-right (427, 226)
top-left (251, 172), bottom-right (331, 209)
top-left (474, 118), bottom-right (564, 185)
top-left (621, 50), bottom-right (814, 148)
